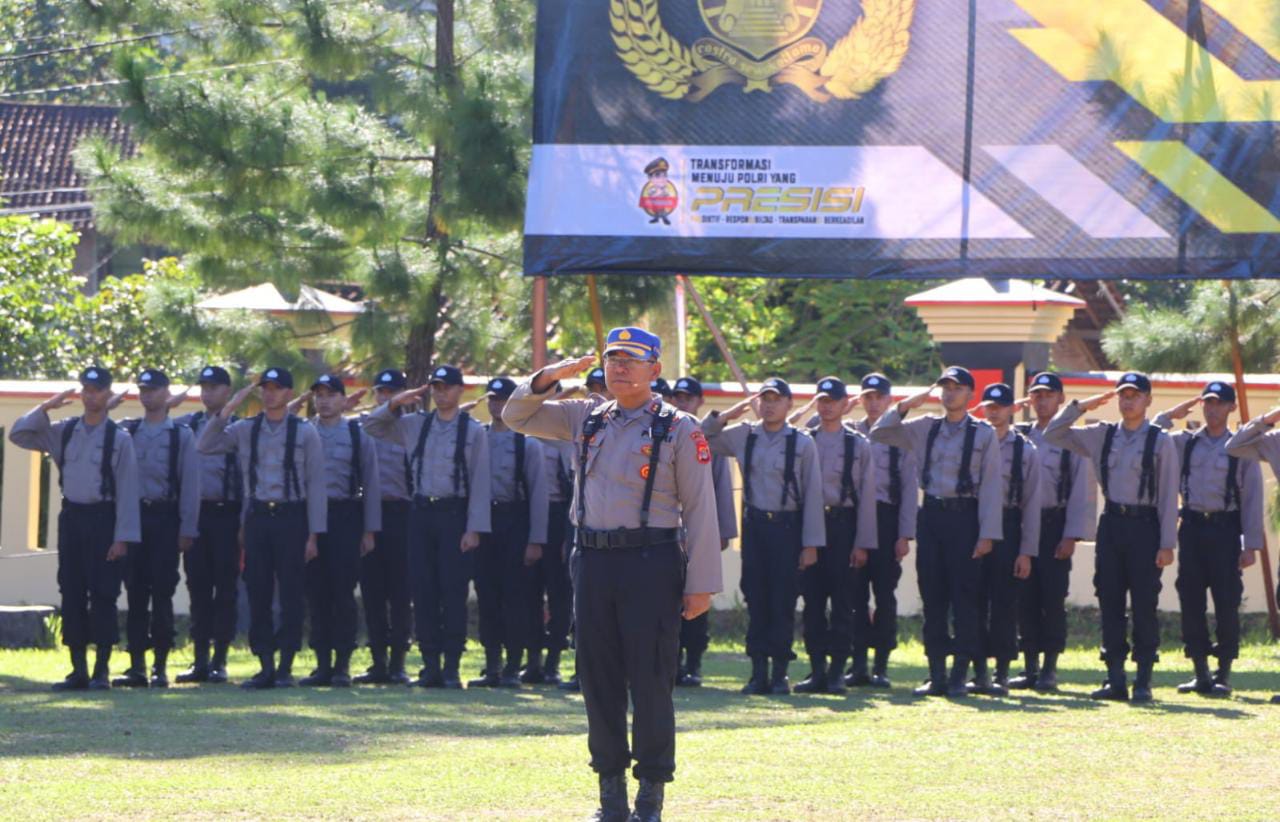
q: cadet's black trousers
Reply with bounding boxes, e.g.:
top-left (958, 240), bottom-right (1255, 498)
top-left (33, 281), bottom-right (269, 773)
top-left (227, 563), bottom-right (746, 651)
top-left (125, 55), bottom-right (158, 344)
top-left (1018, 507), bottom-right (1071, 656)
top-left (185, 500), bottom-right (241, 647)
top-left (1094, 510), bottom-right (1163, 665)
top-left (361, 499), bottom-right (412, 652)
top-left (475, 500), bottom-right (531, 656)
top-left (573, 540), bottom-right (684, 783)
top-left (57, 501), bottom-right (124, 649)
top-left (977, 508), bottom-right (1021, 662)
top-left (244, 501), bottom-right (308, 656)
top-left (1176, 512), bottom-right (1243, 661)
top-left (740, 508), bottom-right (803, 660)
top-left (307, 499), bottom-right (364, 654)
top-left (527, 499), bottom-right (573, 655)
top-left (409, 497), bottom-right (473, 657)
top-left (851, 502), bottom-right (904, 653)
top-left (126, 501), bottom-right (181, 654)
top-left (916, 498), bottom-right (982, 660)
top-left (801, 506), bottom-right (855, 658)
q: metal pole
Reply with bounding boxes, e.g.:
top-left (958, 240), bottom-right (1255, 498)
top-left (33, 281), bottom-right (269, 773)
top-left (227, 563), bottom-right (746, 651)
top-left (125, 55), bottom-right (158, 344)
top-left (532, 276), bottom-right (548, 371)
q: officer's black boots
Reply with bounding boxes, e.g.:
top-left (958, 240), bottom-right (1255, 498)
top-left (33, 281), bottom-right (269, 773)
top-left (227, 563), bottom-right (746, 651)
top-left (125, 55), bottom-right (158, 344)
top-left (114, 649), bottom-right (150, 688)
top-left (1090, 659), bottom-right (1129, 701)
top-left (300, 650), bottom-right (333, 687)
top-left (1034, 652), bottom-right (1059, 692)
top-left (355, 646), bottom-right (389, 685)
top-left (769, 656), bottom-right (791, 695)
top-left (846, 647), bottom-right (871, 687)
top-left (1008, 651), bottom-right (1039, 689)
top-left (178, 643), bottom-right (210, 684)
top-left (441, 652), bottom-right (463, 689)
top-left (241, 654), bottom-right (277, 690)
top-left (88, 647), bottom-right (113, 691)
top-left (793, 655), bottom-right (827, 694)
top-left (418, 653), bottom-right (443, 688)
top-left (1131, 661), bottom-right (1155, 703)
top-left (275, 651), bottom-right (296, 687)
top-left (543, 649), bottom-right (563, 685)
top-left (1179, 656), bottom-right (1229, 697)
top-left (967, 657), bottom-right (992, 695)
top-left (825, 654), bottom-right (848, 694)
top-left (869, 648), bottom-right (892, 688)
top-left (470, 648), bottom-right (504, 687)
top-left (989, 658), bottom-right (1011, 697)
top-left (151, 649), bottom-right (170, 688)
top-left (741, 656), bottom-right (769, 695)
top-left (331, 650), bottom-right (353, 687)
top-left (1213, 659), bottom-right (1233, 696)
top-left (946, 656), bottom-right (970, 698)
top-left (521, 649), bottom-right (545, 684)
top-left (559, 672), bottom-right (581, 692)
top-left (387, 647), bottom-right (411, 685)
top-left (914, 655), bottom-right (948, 697)
top-left (500, 654), bottom-right (523, 688)
top-left (590, 773), bottom-right (630, 822)
top-left (208, 643), bottom-right (230, 684)
top-left (676, 649), bottom-right (703, 687)
top-left (630, 779), bottom-right (664, 822)
top-left (54, 646), bottom-right (91, 692)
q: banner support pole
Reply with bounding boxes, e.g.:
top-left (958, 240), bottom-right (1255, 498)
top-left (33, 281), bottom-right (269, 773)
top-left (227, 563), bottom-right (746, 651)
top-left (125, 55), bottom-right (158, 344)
top-left (680, 274), bottom-right (750, 392)
top-left (532, 276), bottom-right (548, 371)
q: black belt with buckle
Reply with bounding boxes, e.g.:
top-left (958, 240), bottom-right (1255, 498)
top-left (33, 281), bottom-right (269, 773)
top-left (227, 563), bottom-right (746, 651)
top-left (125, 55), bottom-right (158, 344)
top-left (1181, 508), bottom-right (1240, 526)
top-left (823, 505), bottom-right (855, 517)
top-left (745, 506), bottom-right (801, 524)
top-left (413, 495), bottom-right (468, 510)
top-left (249, 500), bottom-right (305, 516)
top-left (923, 495), bottom-right (978, 512)
top-left (1104, 501), bottom-right (1157, 521)
top-left (576, 527), bottom-right (680, 550)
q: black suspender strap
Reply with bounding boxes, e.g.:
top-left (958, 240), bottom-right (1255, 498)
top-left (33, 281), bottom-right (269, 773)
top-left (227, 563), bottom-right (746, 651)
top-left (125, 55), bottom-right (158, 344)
top-left (956, 417), bottom-right (978, 496)
top-left (640, 408), bottom-right (676, 535)
top-left (1099, 423), bottom-right (1117, 500)
top-left (1057, 446), bottom-right (1072, 507)
top-left (453, 412), bottom-right (471, 497)
top-left (249, 413), bottom-right (263, 500)
top-left (283, 415), bottom-right (302, 501)
top-left (1138, 425), bottom-right (1159, 503)
top-left (168, 426), bottom-right (181, 501)
top-left (921, 419), bottom-right (942, 493)
top-left (402, 451), bottom-right (413, 498)
top-left (1008, 433), bottom-right (1024, 507)
top-left (840, 429), bottom-right (856, 506)
top-left (412, 411), bottom-right (434, 493)
top-left (744, 430), bottom-right (757, 509)
top-left (1180, 436), bottom-right (1196, 505)
top-left (577, 406), bottom-right (610, 527)
top-left (782, 428), bottom-right (800, 508)
top-left (888, 446), bottom-right (902, 506)
top-left (101, 420), bottom-right (117, 501)
top-left (1226, 455), bottom-right (1240, 510)
top-left (515, 432), bottom-right (528, 501)
top-left (348, 418), bottom-right (363, 498)
top-left (57, 417), bottom-right (78, 493)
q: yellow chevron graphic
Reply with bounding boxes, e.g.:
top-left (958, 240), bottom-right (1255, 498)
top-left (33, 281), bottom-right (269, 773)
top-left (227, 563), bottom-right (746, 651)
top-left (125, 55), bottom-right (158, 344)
top-left (1009, 0), bottom-right (1280, 123)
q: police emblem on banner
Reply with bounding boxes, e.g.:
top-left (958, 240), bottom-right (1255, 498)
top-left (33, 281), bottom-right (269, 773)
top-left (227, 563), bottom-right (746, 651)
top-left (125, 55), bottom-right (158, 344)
top-left (610, 0), bottom-right (916, 103)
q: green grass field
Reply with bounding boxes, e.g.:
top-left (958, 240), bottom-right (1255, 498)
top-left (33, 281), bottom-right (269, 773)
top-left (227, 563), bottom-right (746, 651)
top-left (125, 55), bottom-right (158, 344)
top-left (4, 627), bottom-right (1280, 821)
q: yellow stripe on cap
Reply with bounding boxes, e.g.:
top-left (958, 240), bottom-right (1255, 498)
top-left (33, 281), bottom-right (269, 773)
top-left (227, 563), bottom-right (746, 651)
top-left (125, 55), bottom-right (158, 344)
top-left (605, 341), bottom-right (655, 357)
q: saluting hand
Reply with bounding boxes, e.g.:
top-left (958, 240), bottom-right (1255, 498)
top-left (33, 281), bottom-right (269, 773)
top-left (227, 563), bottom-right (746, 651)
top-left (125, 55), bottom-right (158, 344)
top-left (41, 388), bottom-right (76, 412)
top-left (458, 399), bottom-right (480, 414)
top-left (843, 395), bottom-right (862, 416)
top-left (106, 391), bottom-right (128, 412)
top-left (287, 391), bottom-right (312, 415)
top-left (850, 547), bottom-right (869, 569)
top-left (106, 541), bottom-right (129, 562)
top-left (360, 532), bottom-right (376, 557)
top-left (1262, 406), bottom-right (1280, 426)
top-left (166, 387), bottom-right (192, 410)
top-left (533, 355), bottom-right (598, 394)
top-left (897, 387), bottom-right (934, 415)
top-left (1076, 389), bottom-right (1116, 413)
top-left (342, 388), bottom-right (368, 413)
top-left (798, 546), bottom-right (818, 570)
top-left (1163, 396), bottom-right (1201, 421)
top-left (222, 381), bottom-right (258, 420)
top-left (972, 538), bottom-right (993, 559)
top-left (389, 384), bottom-right (431, 410)
top-left (721, 392), bottom-right (763, 422)
top-left (1013, 554), bottom-right (1031, 579)
top-left (787, 395), bottom-right (818, 425)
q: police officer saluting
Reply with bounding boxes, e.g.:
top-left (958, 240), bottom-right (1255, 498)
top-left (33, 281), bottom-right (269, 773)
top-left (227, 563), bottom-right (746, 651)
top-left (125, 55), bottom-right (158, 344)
top-left (10, 367), bottom-right (141, 690)
top-left (364, 364), bottom-right (491, 689)
top-left (669, 376), bottom-right (737, 688)
top-left (198, 367), bottom-right (328, 689)
top-left (354, 369), bottom-right (416, 685)
top-left (503, 327), bottom-right (720, 822)
top-left (1156, 382), bottom-right (1263, 697)
top-left (870, 366), bottom-right (1003, 698)
top-left (704, 377), bottom-right (825, 696)
top-left (471, 376), bottom-right (547, 688)
top-left (1046, 372), bottom-right (1178, 703)
top-left (300, 374), bottom-right (381, 688)
top-left (114, 369), bottom-right (201, 689)
top-left (1011, 372), bottom-right (1096, 692)
top-left (176, 366), bottom-right (244, 684)
top-left (970, 384), bottom-right (1040, 697)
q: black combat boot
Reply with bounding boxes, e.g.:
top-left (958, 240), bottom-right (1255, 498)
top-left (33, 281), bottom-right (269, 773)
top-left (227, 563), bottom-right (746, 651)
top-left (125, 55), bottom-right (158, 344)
top-left (825, 654), bottom-right (848, 694)
top-left (88, 646), bottom-right (113, 691)
top-left (53, 646), bottom-right (91, 692)
top-left (989, 658), bottom-right (1011, 697)
top-left (441, 651), bottom-right (463, 689)
top-left (741, 656), bottom-right (769, 695)
top-left (1008, 650), bottom-right (1039, 689)
top-left (331, 649), bottom-right (353, 687)
top-left (521, 649), bottom-right (546, 684)
top-left (113, 649), bottom-right (149, 688)
top-left (241, 654), bottom-right (277, 690)
top-left (177, 642), bottom-right (210, 684)
top-left (1090, 658), bottom-right (1128, 701)
top-left (845, 646), bottom-right (871, 687)
top-left (1034, 652), bottom-right (1059, 692)
top-left (677, 648), bottom-right (703, 687)
top-left (913, 655), bottom-right (947, 697)
top-left (769, 656), bottom-right (791, 695)
top-left (470, 648), bottom-right (503, 687)
top-left (543, 649), bottom-right (563, 685)
top-left (1131, 660), bottom-right (1155, 703)
top-left (418, 652), bottom-right (443, 688)
top-left (354, 646), bottom-right (389, 685)
top-left (208, 643), bottom-right (230, 684)
top-left (1212, 658), bottom-right (1233, 696)
top-left (387, 647), bottom-right (412, 685)
top-left (869, 647), bottom-right (892, 688)
top-left (967, 657), bottom-right (992, 695)
top-left (150, 648), bottom-right (170, 688)
top-left (793, 655), bottom-right (827, 694)
top-left (630, 778), bottom-right (665, 822)
top-left (275, 651), bottom-right (296, 687)
top-left (590, 773), bottom-right (629, 822)
top-left (300, 649), bottom-right (333, 687)
top-left (946, 656), bottom-right (970, 698)
top-left (1178, 656), bottom-right (1227, 697)
top-left (499, 651), bottom-right (524, 688)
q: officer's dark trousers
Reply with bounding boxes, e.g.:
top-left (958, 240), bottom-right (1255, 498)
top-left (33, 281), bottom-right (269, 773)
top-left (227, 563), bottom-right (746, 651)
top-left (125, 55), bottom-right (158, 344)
top-left (1094, 510), bottom-right (1163, 664)
top-left (851, 501), bottom-right (904, 652)
top-left (244, 502), bottom-right (308, 656)
top-left (361, 499), bottom-right (412, 652)
top-left (527, 500), bottom-right (572, 655)
top-left (476, 501), bottom-right (531, 657)
top-left (916, 498), bottom-right (982, 660)
top-left (977, 508), bottom-right (1021, 662)
top-left (572, 541), bottom-right (684, 783)
top-left (126, 501), bottom-right (181, 653)
top-left (307, 499), bottom-right (363, 654)
top-left (1176, 513), bottom-right (1243, 662)
top-left (409, 497), bottom-right (472, 657)
top-left (1018, 507), bottom-right (1071, 656)
top-left (57, 502), bottom-right (123, 649)
top-left (185, 500), bottom-right (241, 648)
top-left (801, 507), bottom-right (855, 658)
top-left (740, 508), bottom-right (802, 660)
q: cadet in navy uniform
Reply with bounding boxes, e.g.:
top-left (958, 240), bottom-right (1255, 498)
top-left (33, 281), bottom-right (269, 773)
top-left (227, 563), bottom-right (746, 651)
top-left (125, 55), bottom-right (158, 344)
top-left (870, 366), bottom-right (1003, 698)
top-left (1157, 382), bottom-right (1263, 697)
top-left (650, 378), bottom-right (672, 399)
top-left (970, 384), bottom-right (1039, 697)
top-left (114, 369), bottom-right (201, 689)
top-left (669, 376), bottom-right (737, 688)
top-left (197, 367), bottom-right (328, 689)
top-left (364, 364), bottom-right (491, 689)
top-left (1011, 372), bottom-right (1096, 692)
top-left (1046, 372), bottom-right (1178, 702)
top-left (848, 373), bottom-right (917, 688)
top-left (794, 377), bottom-right (878, 694)
top-left (300, 374), bottom-right (381, 688)
top-left (703, 377), bottom-right (825, 696)
top-left (10, 367), bottom-right (141, 690)
top-left (355, 368), bottom-right (416, 685)
top-left (470, 376), bottom-right (547, 688)
top-left (526, 426), bottom-right (576, 685)
top-left (503, 327), bottom-right (720, 822)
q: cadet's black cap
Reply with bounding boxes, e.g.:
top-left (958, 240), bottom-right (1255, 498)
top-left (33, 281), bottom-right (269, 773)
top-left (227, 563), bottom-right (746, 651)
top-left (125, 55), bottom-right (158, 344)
top-left (487, 376), bottom-right (517, 400)
top-left (428, 365), bottom-right (464, 386)
top-left (1028, 372), bottom-right (1064, 393)
top-left (197, 365), bottom-right (231, 386)
top-left (860, 373), bottom-right (891, 395)
top-left (374, 368), bottom-right (406, 390)
top-left (586, 367), bottom-right (607, 386)
top-left (137, 369), bottom-right (170, 389)
top-left (650, 377), bottom-right (672, 397)
top-left (311, 374), bottom-right (346, 394)
top-left (1115, 371), bottom-right (1152, 394)
top-left (78, 366), bottom-right (112, 389)
top-left (815, 376), bottom-right (848, 400)
top-left (673, 376), bottom-right (703, 397)
top-left (258, 367), bottom-right (294, 389)
top-left (980, 383), bottom-right (1014, 407)
top-left (936, 366), bottom-right (975, 389)
top-left (1201, 381), bottom-right (1236, 403)
top-left (760, 377), bottom-right (792, 398)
